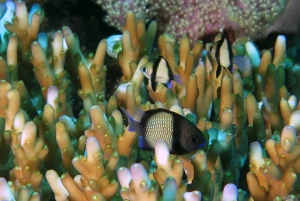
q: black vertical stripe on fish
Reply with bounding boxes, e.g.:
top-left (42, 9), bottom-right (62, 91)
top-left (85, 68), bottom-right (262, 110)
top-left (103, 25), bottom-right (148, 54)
top-left (215, 31), bottom-right (234, 78)
top-left (171, 112), bottom-right (191, 154)
top-left (151, 56), bottom-right (162, 92)
top-left (151, 56), bottom-right (173, 92)
top-left (151, 76), bottom-right (157, 91)
top-left (216, 62), bottom-right (222, 78)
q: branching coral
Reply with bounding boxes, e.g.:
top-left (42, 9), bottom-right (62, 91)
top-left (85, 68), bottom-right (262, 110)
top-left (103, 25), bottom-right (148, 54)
top-left (0, 0), bottom-right (300, 201)
top-left (248, 125), bottom-right (300, 200)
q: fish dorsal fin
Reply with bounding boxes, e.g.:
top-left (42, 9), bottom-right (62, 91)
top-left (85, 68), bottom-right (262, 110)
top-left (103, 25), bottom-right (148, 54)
top-left (215, 31), bottom-right (233, 71)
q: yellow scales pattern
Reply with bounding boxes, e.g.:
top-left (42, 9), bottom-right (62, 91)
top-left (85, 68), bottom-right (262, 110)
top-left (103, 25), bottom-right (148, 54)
top-left (145, 112), bottom-right (174, 151)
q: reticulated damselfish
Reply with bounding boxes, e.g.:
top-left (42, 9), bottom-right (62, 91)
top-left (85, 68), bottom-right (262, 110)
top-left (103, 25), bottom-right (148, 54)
top-left (140, 56), bottom-right (182, 92)
top-left (121, 107), bottom-right (206, 155)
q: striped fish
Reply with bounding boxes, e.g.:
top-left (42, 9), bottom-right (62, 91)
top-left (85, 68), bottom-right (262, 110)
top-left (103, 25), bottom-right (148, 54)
top-left (121, 107), bottom-right (205, 155)
top-left (140, 56), bottom-right (182, 92)
top-left (209, 31), bottom-right (250, 78)
top-left (210, 31), bottom-right (234, 77)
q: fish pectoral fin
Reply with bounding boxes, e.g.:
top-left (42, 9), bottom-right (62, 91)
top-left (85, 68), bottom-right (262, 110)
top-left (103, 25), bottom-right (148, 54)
top-left (233, 56), bottom-right (250, 71)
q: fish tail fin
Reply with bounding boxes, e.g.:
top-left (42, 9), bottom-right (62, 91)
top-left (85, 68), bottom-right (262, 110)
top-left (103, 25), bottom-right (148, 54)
top-left (233, 56), bottom-right (251, 72)
top-left (119, 107), bottom-right (138, 132)
top-left (166, 74), bottom-right (182, 89)
top-left (173, 74), bottom-right (183, 85)
top-left (167, 81), bottom-right (173, 88)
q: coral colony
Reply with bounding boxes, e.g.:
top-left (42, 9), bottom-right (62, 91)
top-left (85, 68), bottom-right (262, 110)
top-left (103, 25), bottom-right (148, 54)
top-left (0, 0), bottom-right (300, 201)
top-left (96, 0), bottom-right (288, 43)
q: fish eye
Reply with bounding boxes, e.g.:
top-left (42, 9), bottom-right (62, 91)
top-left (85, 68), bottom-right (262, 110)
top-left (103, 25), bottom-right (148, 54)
top-left (188, 135), bottom-right (200, 144)
top-left (141, 67), bottom-right (148, 73)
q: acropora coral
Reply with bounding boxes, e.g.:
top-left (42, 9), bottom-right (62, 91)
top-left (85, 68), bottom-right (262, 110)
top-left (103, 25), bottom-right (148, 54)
top-left (0, 0), bottom-right (300, 201)
top-left (96, 0), bottom-right (289, 43)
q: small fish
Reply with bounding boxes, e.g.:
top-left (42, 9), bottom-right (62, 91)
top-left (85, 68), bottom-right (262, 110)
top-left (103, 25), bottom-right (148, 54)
top-left (121, 107), bottom-right (206, 155)
top-left (140, 56), bottom-right (182, 92)
top-left (209, 31), bottom-right (234, 78)
top-left (209, 31), bottom-right (249, 77)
